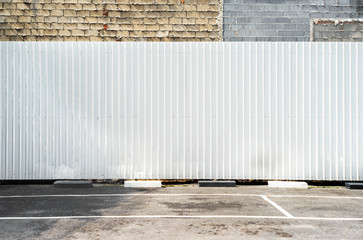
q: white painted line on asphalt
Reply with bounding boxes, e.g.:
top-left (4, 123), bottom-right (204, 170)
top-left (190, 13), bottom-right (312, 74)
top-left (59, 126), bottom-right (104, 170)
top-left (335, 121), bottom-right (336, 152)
top-left (260, 195), bottom-right (294, 218)
top-left (0, 215), bottom-right (362, 221)
top-left (267, 195), bottom-right (363, 200)
top-left (0, 193), bottom-right (362, 199)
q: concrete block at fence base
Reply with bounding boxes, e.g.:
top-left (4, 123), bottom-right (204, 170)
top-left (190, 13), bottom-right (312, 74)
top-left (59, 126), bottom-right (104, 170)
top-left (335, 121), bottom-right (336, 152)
top-left (268, 181), bottom-right (308, 189)
top-left (124, 181), bottom-right (161, 188)
top-left (345, 183), bottom-right (363, 189)
top-left (53, 181), bottom-right (93, 188)
top-left (198, 181), bottom-right (236, 187)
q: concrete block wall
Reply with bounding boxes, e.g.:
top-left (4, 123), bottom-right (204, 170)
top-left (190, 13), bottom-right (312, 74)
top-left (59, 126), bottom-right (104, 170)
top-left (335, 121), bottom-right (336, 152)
top-left (0, 0), bottom-right (222, 41)
top-left (223, 0), bottom-right (363, 41)
top-left (312, 19), bottom-right (363, 41)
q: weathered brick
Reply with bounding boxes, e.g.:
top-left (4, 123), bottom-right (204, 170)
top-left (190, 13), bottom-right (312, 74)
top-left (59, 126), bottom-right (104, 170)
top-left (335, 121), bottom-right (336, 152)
top-left (84, 17), bottom-right (98, 23)
top-left (18, 16), bottom-right (31, 22)
top-left (33, 17), bottom-right (45, 22)
top-left (4, 0), bottom-right (222, 42)
top-left (129, 18), bottom-right (143, 24)
top-left (11, 23), bottom-right (25, 29)
top-left (133, 24), bottom-right (146, 30)
top-left (90, 36), bottom-right (103, 41)
top-left (90, 10), bottom-right (103, 17)
top-left (116, 30), bottom-right (129, 36)
top-left (156, 18), bottom-right (168, 24)
top-left (72, 29), bottom-right (84, 36)
top-left (108, 11), bottom-right (121, 17)
top-left (70, 17), bottom-right (84, 23)
top-left (38, 22), bottom-right (51, 29)
top-left (64, 36), bottom-right (77, 41)
top-left (4, 3), bottom-right (17, 9)
top-left (77, 23), bottom-right (89, 29)
top-left (183, 18), bottom-right (195, 24)
top-left (196, 18), bottom-right (208, 24)
top-left (0, 36), bottom-right (11, 41)
top-left (5, 29), bottom-right (17, 35)
top-left (85, 29), bottom-right (98, 36)
top-left (58, 17), bottom-right (71, 23)
top-left (131, 5), bottom-right (143, 11)
top-left (169, 18), bottom-right (182, 24)
top-left (196, 31), bottom-right (208, 37)
top-left (107, 24), bottom-right (121, 30)
top-left (160, 24), bottom-right (173, 30)
top-left (23, 36), bottom-right (37, 41)
top-left (117, 4), bottom-right (131, 11)
top-left (59, 29), bottom-right (71, 36)
top-left (44, 17), bottom-right (58, 23)
top-left (76, 36), bottom-right (90, 41)
top-left (4, 16), bottom-right (18, 23)
top-left (34, 10), bottom-right (50, 16)
top-left (129, 30), bottom-right (143, 37)
top-left (43, 4), bottom-right (57, 10)
top-left (100, 30), bottom-right (116, 36)
top-left (76, 10), bottom-right (89, 16)
top-left (144, 18), bottom-right (157, 24)
top-left (16, 3), bottom-right (29, 10)
top-left (10, 35), bottom-right (23, 41)
top-left (56, 4), bottom-right (71, 9)
top-left (64, 23), bottom-right (77, 29)
top-left (50, 36), bottom-right (64, 41)
top-left (51, 10), bottom-right (63, 16)
top-left (120, 24), bottom-right (133, 30)
top-left (68, 4), bottom-right (83, 10)
top-left (64, 10), bottom-right (76, 16)
top-left (90, 23), bottom-right (103, 29)
top-left (146, 24), bottom-right (159, 30)
top-left (44, 29), bottom-right (57, 35)
top-left (196, 5), bottom-right (209, 11)
top-left (83, 4), bottom-right (97, 10)
top-left (51, 23), bottom-right (63, 29)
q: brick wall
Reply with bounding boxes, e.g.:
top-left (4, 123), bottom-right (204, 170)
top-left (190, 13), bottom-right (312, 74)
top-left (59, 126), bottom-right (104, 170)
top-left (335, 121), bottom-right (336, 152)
top-left (223, 0), bottom-right (363, 41)
top-left (312, 19), bottom-right (363, 41)
top-left (0, 0), bottom-right (222, 41)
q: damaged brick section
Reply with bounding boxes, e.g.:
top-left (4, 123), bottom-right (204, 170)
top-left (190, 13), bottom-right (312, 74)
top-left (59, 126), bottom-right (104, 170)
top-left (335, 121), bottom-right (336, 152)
top-left (0, 0), bottom-right (223, 42)
top-left (311, 18), bottom-right (363, 42)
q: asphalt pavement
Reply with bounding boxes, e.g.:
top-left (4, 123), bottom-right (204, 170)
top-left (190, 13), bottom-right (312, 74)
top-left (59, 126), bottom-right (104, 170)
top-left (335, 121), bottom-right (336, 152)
top-left (0, 184), bottom-right (362, 239)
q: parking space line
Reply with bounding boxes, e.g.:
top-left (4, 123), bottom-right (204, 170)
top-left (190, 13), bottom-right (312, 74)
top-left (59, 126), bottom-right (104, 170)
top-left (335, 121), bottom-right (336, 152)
top-left (0, 215), bottom-right (362, 221)
top-left (260, 195), bottom-right (294, 218)
top-left (0, 193), bottom-right (362, 199)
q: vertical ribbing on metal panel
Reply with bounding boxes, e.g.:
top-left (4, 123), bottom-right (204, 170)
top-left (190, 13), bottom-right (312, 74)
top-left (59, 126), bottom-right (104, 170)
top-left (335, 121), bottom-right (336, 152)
top-left (0, 42), bottom-right (362, 180)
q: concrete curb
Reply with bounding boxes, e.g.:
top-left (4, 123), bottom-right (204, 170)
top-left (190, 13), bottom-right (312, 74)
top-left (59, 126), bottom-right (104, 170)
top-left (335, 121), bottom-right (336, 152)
top-left (198, 181), bottom-right (236, 187)
top-left (53, 181), bottom-right (93, 188)
top-left (268, 181), bottom-right (308, 189)
top-left (124, 181), bottom-right (161, 188)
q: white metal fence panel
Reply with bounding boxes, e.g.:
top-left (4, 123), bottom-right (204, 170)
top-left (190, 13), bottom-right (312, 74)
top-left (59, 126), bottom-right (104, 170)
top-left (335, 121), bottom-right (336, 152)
top-left (1, 42), bottom-right (362, 180)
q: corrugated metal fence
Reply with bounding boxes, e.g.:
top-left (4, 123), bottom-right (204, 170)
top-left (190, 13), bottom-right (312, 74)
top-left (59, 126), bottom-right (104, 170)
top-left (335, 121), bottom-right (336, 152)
top-left (1, 42), bottom-right (362, 180)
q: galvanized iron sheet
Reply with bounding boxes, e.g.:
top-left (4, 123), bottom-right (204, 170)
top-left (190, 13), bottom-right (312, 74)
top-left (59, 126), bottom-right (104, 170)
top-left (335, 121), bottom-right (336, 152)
top-left (0, 42), bottom-right (362, 180)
